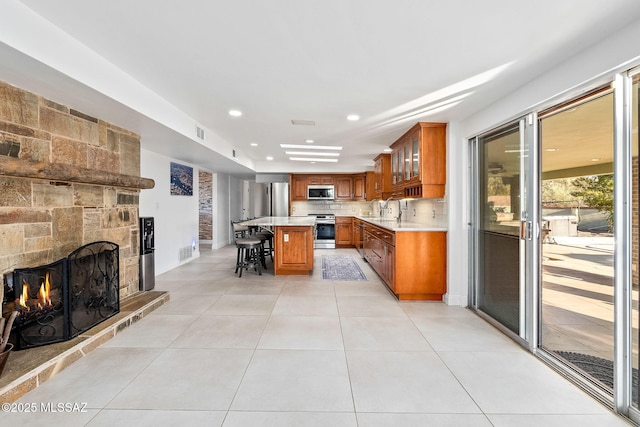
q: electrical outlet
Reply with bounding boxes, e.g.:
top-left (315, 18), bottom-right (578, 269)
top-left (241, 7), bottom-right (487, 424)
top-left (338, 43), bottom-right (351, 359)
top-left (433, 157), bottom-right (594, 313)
top-left (413, 209), bottom-right (416, 217)
top-left (284, 234), bottom-right (289, 242)
top-left (432, 209), bottom-right (436, 218)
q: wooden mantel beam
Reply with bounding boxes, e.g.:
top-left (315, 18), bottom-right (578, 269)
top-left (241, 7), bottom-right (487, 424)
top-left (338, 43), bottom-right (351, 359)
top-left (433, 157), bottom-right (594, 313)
top-left (0, 156), bottom-right (155, 190)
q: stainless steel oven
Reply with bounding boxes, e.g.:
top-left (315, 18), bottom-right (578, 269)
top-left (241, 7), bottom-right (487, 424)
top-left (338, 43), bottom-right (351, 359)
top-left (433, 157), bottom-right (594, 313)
top-left (310, 214), bottom-right (335, 249)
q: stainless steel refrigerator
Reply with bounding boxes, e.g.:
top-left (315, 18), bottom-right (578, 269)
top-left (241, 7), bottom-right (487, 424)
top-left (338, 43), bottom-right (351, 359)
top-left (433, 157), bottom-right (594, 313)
top-left (248, 182), bottom-right (289, 217)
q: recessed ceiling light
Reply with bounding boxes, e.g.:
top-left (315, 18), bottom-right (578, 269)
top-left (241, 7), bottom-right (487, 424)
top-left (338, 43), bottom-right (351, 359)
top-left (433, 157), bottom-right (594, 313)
top-left (229, 110), bottom-right (242, 117)
top-left (290, 157), bottom-right (338, 162)
top-left (544, 148), bottom-right (559, 152)
top-left (266, 156), bottom-right (274, 161)
top-left (591, 158), bottom-right (601, 161)
top-left (305, 139), bottom-right (314, 143)
top-left (383, 148), bottom-right (392, 152)
top-left (285, 151), bottom-right (339, 156)
top-left (250, 143), bottom-right (258, 147)
top-left (347, 114), bottom-right (360, 121)
top-left (280, 144), bottom-right (342, 150)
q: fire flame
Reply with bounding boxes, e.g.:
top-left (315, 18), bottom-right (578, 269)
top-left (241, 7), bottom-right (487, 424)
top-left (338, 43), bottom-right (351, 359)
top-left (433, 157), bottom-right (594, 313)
top-left (17, 273), bottom-right (53, 312)
top-left (19, 282), bottom-right (29, 310)
top-left (39, 273), bottom-right (51, 306)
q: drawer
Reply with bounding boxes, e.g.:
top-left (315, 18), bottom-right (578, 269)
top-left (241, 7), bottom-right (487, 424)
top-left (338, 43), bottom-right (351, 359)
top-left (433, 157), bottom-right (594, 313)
top-left (366, 224), bottom-right (394, 246)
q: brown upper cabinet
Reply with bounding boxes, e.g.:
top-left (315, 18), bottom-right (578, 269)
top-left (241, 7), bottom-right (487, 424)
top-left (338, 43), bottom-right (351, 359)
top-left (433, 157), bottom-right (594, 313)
top-left (290, 173), bottom-right (369, 201)
top-left (307, 176), bottom-right (334, 185)
top-left (335, 175), bottom-right (353, 200)
top-left (291, 174), bottom-right (308, 201)
top-left (352, 173), bottom-right (366, 201)
top-left (372, 154), bottom-right (393, 200)
top-left (390, 122), bottom-right (446, 198)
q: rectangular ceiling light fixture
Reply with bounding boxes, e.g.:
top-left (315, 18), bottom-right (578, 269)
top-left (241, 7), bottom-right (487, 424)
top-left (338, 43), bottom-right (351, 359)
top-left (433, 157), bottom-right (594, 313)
top-left (280, 144), bottom-right (342, 150)
top-left (284, 151), bottom-right (340, 156)
top-left (289, 157), bottom-right (339, 162)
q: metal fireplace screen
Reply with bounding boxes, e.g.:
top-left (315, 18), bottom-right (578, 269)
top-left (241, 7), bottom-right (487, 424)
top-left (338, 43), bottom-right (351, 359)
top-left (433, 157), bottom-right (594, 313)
top-left (11, 242), bottom-right (120, 350)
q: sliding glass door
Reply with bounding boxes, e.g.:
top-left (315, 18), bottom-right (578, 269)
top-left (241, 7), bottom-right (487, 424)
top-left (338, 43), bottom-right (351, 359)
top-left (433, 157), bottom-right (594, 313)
top-left (472, 118), bottom-right (534, 338)
top-left (471, 70), bottom-right (640, 421)
top-left (538, 88), bottom-right (616, 397)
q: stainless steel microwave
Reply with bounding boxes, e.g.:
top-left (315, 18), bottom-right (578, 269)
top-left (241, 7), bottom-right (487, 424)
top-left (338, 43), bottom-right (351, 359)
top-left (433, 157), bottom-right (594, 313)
top-left (307, 185), bottom-right (334, 200)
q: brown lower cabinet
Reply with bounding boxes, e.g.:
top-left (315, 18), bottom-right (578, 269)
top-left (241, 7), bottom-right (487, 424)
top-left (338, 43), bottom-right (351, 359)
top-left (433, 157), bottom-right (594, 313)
top-left (363, 222), bottom-right (446, 300)
top-left (274, 225), bottom-right (314, 275)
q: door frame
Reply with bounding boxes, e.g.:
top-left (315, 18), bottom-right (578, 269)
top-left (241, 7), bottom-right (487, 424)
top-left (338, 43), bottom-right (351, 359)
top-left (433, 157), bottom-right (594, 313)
top-left (469, 115), bottom-right (534, 347)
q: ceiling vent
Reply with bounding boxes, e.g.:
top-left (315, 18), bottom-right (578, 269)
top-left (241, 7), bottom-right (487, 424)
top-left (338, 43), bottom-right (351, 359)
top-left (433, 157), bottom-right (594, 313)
top-left (196, 125), bottom-right (205, 140)
top-left (291, 120), bottom-right (315, 126)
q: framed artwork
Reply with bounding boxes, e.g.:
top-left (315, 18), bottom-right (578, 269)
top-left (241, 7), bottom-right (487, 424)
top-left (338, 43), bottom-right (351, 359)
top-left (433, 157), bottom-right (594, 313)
top-left (170, 162), bottom-right (193, 196)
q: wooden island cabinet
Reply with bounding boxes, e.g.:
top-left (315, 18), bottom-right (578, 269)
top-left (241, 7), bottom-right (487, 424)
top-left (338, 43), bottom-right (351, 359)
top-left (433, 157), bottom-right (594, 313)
top-left (274, 225), bottom-right (314, 275)
top-left (242, 217), bottom-right (315, 276)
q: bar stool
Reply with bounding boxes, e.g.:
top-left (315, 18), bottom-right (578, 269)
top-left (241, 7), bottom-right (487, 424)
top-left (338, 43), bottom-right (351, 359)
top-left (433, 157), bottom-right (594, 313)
top-left (231, 221), bottom-right (249, 239)
top-left (235, 238), bottom-right (262, 277)
top-left (254, 231), bottom-right (274, 267)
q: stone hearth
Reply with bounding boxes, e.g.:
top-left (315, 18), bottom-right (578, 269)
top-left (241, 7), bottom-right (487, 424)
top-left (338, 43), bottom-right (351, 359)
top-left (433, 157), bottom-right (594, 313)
top-left (0, 291), bottom-right (168, 403)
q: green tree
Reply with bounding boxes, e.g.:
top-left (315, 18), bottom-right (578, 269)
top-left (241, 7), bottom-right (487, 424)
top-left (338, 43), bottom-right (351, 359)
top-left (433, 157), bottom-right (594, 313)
top-left (570, 174), bottom-right (614, 230)
top-left (542, 178), bottom-right (578, 206)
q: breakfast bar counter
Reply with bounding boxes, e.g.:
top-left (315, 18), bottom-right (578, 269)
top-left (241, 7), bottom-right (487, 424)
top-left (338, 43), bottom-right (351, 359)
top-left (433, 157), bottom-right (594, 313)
top-left (241, 217), bottom-right (315, 275)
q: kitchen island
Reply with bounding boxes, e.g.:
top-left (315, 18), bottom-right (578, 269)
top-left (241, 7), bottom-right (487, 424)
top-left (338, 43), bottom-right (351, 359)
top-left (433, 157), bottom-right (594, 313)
top-left (241, 216), bottom-right (316, 276)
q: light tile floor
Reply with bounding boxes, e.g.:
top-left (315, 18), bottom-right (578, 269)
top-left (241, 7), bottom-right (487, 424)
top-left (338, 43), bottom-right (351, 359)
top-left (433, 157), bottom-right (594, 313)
top-left (4, 246), bottom-right (632, 426)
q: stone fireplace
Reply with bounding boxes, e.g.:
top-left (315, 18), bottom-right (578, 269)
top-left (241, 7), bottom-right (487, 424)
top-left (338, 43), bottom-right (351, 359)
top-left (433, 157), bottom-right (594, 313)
top-left (0, 80), bottom-right (154, 335)
top-left (8, 241), bottom-right (120, 350)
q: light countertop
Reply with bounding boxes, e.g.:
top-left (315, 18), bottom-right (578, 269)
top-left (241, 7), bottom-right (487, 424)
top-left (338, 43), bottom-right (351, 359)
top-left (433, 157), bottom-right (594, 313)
top-left (241, 216), bottom-right (316, 227)
top-left (355, 216), bottom-right (447, 232)
top-left (242, 216), bottom-right (446, 232)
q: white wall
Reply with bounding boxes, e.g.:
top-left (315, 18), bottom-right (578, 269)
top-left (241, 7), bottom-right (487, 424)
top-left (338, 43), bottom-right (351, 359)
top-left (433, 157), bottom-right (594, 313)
top-left (229, 175), bottom-right (244, 223)
top-left (214, 173), bottom-right (230, 249)
top-left (140, 148), bottom-right (200, 275)
top-left (213, 173), bottom-right (245, 249)
top-left (446, 17), bottom-right (640, 306)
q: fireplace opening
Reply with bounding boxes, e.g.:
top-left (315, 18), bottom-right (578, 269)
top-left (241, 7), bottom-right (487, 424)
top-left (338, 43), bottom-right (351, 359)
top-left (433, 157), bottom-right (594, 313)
top-left (3, 241), bottom-right (120, 350)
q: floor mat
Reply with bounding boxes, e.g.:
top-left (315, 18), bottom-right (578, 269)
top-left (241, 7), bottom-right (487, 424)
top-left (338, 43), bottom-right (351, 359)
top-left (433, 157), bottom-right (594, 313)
top-left (321, 255), bottom-right (367, 281)
top-left (555, 350), bottom-right (638, 402)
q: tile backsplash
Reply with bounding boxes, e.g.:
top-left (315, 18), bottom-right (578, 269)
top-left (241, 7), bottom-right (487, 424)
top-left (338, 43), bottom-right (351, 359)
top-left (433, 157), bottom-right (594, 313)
top-left (291, 200), bottom-right (372, 217)
top-left (291, 198), bottom-right (448, 228)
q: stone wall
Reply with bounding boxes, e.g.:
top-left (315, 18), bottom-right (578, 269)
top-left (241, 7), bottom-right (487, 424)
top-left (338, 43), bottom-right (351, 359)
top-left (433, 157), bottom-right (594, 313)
top-left (199, 170), bottom-right (213, 241)
top-left (0, 81), bottom-right (142, 299)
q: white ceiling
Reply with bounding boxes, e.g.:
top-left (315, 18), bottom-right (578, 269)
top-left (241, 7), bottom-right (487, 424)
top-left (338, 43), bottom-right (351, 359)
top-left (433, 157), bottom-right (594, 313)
top-left (6, 0), bottom-right (640, 177)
